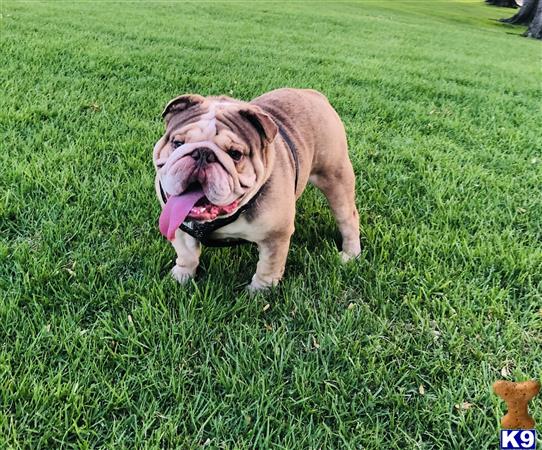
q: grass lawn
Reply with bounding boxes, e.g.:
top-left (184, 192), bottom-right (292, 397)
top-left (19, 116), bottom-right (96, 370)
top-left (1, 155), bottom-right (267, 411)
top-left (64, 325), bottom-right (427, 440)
top-left (1, 0), bottom-right (541, 448)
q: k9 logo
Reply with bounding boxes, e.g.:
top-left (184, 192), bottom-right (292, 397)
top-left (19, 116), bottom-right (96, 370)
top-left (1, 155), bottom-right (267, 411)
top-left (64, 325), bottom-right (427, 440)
top-left (500, 430), bottom-right (537, 449)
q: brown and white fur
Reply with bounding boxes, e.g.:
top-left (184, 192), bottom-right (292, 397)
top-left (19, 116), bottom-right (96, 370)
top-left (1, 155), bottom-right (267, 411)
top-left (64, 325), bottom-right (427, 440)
top-left (153, 88), bottom-right (361, 292)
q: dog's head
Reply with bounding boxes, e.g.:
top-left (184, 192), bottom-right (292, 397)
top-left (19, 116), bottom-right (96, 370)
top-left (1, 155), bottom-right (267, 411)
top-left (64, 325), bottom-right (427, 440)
top-left (154, 94), bottom-right (277, 229)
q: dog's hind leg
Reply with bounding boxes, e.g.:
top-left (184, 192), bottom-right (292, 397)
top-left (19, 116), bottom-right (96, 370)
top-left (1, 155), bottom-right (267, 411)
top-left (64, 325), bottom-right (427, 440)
top-left (310, 162), bottom-right (361, 262)
top-left (170, 230), bottom-right (201, 284)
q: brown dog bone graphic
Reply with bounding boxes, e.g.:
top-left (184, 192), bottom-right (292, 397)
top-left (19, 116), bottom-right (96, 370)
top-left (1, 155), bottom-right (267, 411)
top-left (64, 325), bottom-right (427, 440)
top-left (493, 380), bottom-right (540, 429)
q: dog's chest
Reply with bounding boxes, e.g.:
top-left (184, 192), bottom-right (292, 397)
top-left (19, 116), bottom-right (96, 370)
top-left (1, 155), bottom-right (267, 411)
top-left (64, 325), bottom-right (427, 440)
top-left (207, 216), bottom-right (259, 243)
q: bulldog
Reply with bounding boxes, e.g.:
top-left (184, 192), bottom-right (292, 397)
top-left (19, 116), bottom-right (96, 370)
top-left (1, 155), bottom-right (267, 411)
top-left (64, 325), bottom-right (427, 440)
top-left (153, 88), bottom-right (361, 291)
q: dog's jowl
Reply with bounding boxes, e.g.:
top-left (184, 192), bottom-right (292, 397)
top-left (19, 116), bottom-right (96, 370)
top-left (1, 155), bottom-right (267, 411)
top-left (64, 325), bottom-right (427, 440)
top-left (153, 88), bottom-right (361, 291)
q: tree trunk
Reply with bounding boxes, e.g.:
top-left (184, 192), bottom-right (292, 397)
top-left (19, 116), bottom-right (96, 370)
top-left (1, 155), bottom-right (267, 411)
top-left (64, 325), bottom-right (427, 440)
top-left (500, 0), bottom-right (538, 24)
top-left (524, 0), bottom-right (542, 37)
top-left (486, 0), bottom-right (518, 7)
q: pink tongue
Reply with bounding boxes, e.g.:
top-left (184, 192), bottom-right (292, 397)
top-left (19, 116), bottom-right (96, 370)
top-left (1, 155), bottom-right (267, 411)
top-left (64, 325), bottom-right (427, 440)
top-left (159, 189), bottom-right (205, 240)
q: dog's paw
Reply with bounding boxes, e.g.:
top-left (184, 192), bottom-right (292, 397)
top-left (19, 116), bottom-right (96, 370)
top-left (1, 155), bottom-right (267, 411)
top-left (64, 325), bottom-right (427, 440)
top-left (339, 250), bottom-right (360, 264)
top-left (340, 239), bottom-right (361, 264)
top-left (247, 274), bottom-right (278, 294)
top-left (171, 265), bottom-right (195, 284)
top-left (246, 282), bottom-right (268, 295)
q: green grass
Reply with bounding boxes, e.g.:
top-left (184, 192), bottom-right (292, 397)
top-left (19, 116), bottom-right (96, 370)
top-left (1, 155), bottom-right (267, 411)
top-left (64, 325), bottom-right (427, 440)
top-left (1, 0), bottom-right (541, 448)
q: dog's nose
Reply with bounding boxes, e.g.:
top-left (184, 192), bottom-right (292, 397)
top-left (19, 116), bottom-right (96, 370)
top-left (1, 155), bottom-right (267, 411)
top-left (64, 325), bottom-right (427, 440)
top-left (191, 147), bottom-right (216, 164)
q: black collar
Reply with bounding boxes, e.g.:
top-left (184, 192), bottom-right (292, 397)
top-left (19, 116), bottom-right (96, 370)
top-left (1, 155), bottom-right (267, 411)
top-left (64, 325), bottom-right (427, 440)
top-left (159, 124), bottom-right (298, 247)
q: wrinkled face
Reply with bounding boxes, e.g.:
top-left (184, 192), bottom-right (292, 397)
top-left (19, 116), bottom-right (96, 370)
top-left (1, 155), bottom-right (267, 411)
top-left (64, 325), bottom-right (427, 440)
top-left (154, 95), bottom-right (277, 220)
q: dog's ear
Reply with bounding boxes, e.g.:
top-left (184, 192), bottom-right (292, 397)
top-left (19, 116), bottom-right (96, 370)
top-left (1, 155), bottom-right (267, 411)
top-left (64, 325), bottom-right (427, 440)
top-left (162, 94), bottom-right (205, 123)
top-left (239, 106), bottom-right (278, 145)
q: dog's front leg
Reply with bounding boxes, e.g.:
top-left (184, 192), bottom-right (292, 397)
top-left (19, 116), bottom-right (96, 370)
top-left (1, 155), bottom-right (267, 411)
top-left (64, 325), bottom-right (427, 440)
top-left (248, 232), bottom-right (293, 292)
top-left (170, 229), bottom-right (201, 284)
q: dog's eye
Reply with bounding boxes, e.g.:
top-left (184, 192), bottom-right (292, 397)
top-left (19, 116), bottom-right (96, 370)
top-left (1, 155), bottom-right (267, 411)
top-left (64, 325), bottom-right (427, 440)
top-left (172, 140), bottom-right (184, 148)
top-left (227, 149), bottom-right (243, 161)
